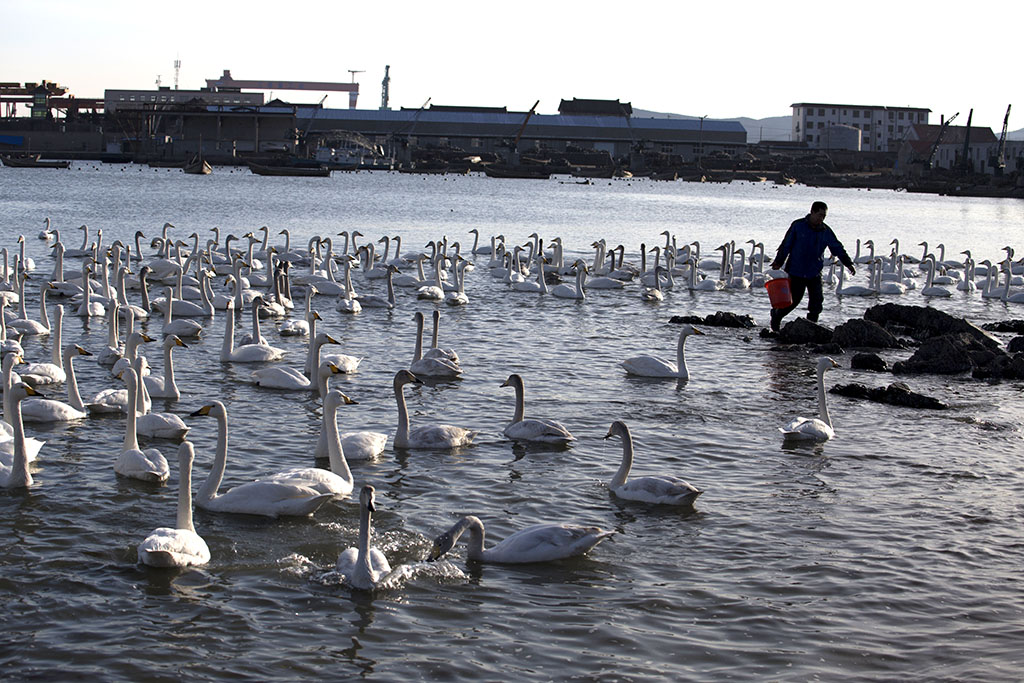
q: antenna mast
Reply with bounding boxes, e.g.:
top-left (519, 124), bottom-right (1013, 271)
top-left (380, 65), bottom-right (390, 110)
top-left (173, 58), bottom-right (181, 90)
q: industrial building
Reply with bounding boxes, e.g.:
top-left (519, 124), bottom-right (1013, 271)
top-left (791, 102), bottom-right (931, 152)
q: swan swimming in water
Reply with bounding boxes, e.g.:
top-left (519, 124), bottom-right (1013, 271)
top-left (20, 345), bottom-right (92, 422)
top-left (410, 311), bottom-right (462, 378)
top-left (189, 401), bottom-right (333, 517)
top-left (137, 441), bottom-right (211, 568)
top-left (427, 514), bottom-right (614, 564)
top-left (621, 324), bottom-right (704, 379)
top-left (604, 421), bottom-right (702, 506)
top-left (779, 357), bottom-right (840, 442)
top-left (335, 485), bottom-right (392, 589)
top-left (500, 373), bottom-right (574, 444)
top-left (392, 369), bottom-right (477, 449)
top-left (0, 383), bottom-right (43, 489)
top-left (114, 367), bottom-right (170, 483)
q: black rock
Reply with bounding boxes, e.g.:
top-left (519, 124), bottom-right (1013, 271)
top-left (830, 381), bottom-right (948, 409)
top-left (972, 353), bottom-right (1024, 380)
top-left (777, 317), bottom-right (833, 344)
top-left (1008, 336), bottom-right (1024, 354)
top-left (832, 318), bottom-right (904, 349)
top-left (864, 303), bottom-right (1000, 348)
top-left (670, 311), bottom-right (756, 328)
top-left (851, 352), bottom-right (888, 371)
top-left (892, 332), bottom-right (1004, 375)
top-left (982, 319), bottom-right (1024, 334)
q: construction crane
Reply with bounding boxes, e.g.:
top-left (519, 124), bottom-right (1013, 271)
top-left (956, 109), bottom-right (974, 173)
top-left (990, 104), bottom-right (1011, 174)
top-left (512, 100), bottom-right (540, 151)
top-left (926, 112), bottom-right (958, 169)
top-left (380, 65), bottom-right (390, 110)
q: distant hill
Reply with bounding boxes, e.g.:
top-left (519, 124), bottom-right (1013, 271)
top-left (632, 109), bottom-right (792, 143)
top-left (1007, 127), bottom-right (1024, 141)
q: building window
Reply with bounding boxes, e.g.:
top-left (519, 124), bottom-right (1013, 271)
top-left (470, 138), bottom-right (480, 148)
top-left (863, 124), bottom-right (870, 131)
top-left (888, 112), bottom-right (894, 120)
top-left (851, 110), bottom-right (858, 118)
top-left (818, 108), bottom-right (824, 116)
top-left (831, 109), bottom-right (836, 115)
top-left (844, 109), bottom-right (849, 116)
top-left (661, 144), bottom-right (673, 154)
top-left (898, 112), bottom-right (905, 119)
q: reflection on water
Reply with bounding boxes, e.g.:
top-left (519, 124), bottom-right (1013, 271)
top-left (1, 167), bottom-right (1023, 679)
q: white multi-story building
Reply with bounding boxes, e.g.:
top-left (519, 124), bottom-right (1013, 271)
top-left (791, 103), bottom-right (930, 152)
top-left (104, 87), bottom-right (264, 113)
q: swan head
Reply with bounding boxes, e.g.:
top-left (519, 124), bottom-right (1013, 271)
top-left (359, 484), bottom-right (377, 513)
top-left (168, 336), bottom-right (188, 349)
top-left (325, 389), bottom-right (358, 412)
top-left (500, 373), bottom-right (524, 389)
top-left (73, 344), bottom-right (92, 358)
top-left (189, 401), bottom-right (225, 418)
top-left (679, 324), bottom-right (705, 337)
top-left (394, 369), bottom-right (423, 389)
top-left (11, 382), bottom-right (44, 402)
top-left (603, 420), bottom-right (630, 441)
top-left (817, 357), bottom-right (840, 374)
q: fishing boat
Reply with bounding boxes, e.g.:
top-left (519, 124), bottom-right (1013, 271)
top-left (245, 160), bottom-right (331, 177)
top-left (482, 164), bottom-right (551, 180)
top-left (1, 154), bottom-right (70, 169)
top-left (183, 154), bottom-right (212, 175)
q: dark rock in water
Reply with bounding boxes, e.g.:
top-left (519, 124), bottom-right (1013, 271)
top-left (778, 317), bottom-right (832, 344)
top-left (972, 353), bottom-right (1024, 380)
top-left (811, 342), bottom-right (845, 355)
top-left (892, 332), bottom-right (1002, 375)
top-left (832, 319), bottom-right (904, 349)
top-left (982, 319), bottom-right (1024, 334)
top-left (1008, 336), bottom-right (1024, 354)
top-left (851, 352), bottom-right (888, 371)
top-left (830, 381), bottom-right (948, 409)
top-left (864, 303), bottom-right (999, 347)
top-left (670, 311), bottom-right (756, 328)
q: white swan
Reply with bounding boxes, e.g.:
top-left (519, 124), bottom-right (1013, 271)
top-left (779, 357), bottom-right (840, 441)
top-left (20, 305), bottom-right (66, 385)
top-left (262, 389), bottom-right (357, 496)
top-left (20, 345), bottom-right (91, 422)
top-left (621, 324), bottom-right (704, 379)
top-left (114, 367), bottom-right (170, 483)
top-left (220, 300), bottom-right (285, 363)
top-left (253, 355), bottom-right (341, 391)
top-left (500, 373), bottom-right (574, 444)
top-left (428, 515), bottom-right (614, 564)
top-left (604, 420), bottom-right (702, 505)
top-left (8, 282), bottom-right (52, 336)
top-left (392, 369), bottom-right (477, 449)
top-left (143, 335), bottom-right (188, 400)
top-left (1, 355), bottom-right (45, 465)
top-left (835, 263), bottom-right (875, 296)
top-left (137, 441), bottom-right (211, 568)
top-left (1, 383), bottom-right (43, 488)
top-left (336, 485), bottom-right (392, 589)
top-left (189, 401), bottom-right (333, 517)
top-left (425, 309), bottom-right (461, 365)
top-left (640, 266), bottom-right (666, 301)
top-left (920, 256), bottom-right (953, 298)
top-left (410, 311), bottom-right (462, 377)
top-left (160, 286), bottom-right (203, 338)
top-left (550, 262), bottom-right (588, 299)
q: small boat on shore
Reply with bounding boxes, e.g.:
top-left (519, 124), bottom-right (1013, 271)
top-left (483, 164), bottom-right (551, 180)
top-left (183, 155), bottom-right (212, 175)
top-left (1, 154), bottom-right (70, 169)
top-left (245, 161), bottom-right (331, 177)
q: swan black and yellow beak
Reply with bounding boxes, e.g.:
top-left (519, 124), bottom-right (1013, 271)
top-left (190, 405), bottom-right (213, 417)
top-left (24, 384), bottom-right (43, 397)
top-left (76, 345), bottom-right (93, 356)
top-left (339, 393), bottom-right (358, 405)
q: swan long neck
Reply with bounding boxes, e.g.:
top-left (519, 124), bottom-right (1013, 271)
top-left (163, 341), bottom-right (177, 394)
top-left (609, 426), bottom-right (634, 489)
top-left (412, 314), bottom-right (424, 362)
top-left (197, 409), bottom-right (228, 503)
top-left (123, 371), bottom-right (140, 451)
top-left (52, 307), bottom-right (63, 366)
top-left (9, 394), bottom-right (31, 487)
top-left (817, 367), bottom-right (832, 428)
top-left (459, 516), bottom-right (486, 561)
top-left (511, 378), bottom-right (526, 423)
top-left (177, 447), bottom-right (195, 532)
top-left (394, 378), bottom-right (410, 447)
top-left (66, 351), bottom-right (85, 412)
top-left (250, 300), bottom-right (263, 345)
top-left (357, 498), bottom-right (374, 575)
top-left (676, 332), bottom-right (690, 379)
top-left (221, 304), bottom-right (234, 359)
top-left (430, 312), bottom-right (440, 349)
top-left (325, 400), bottom-right (352, 485)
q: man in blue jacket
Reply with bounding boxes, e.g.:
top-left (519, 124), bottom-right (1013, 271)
top-left (769, 201), bottom-right (856, 331)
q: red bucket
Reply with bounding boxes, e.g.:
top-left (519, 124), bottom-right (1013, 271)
top-left (765, 277), bottom-right (792, 309)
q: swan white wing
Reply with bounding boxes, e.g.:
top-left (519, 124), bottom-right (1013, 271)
top-left (340, 431), bottom-right (388, 460)
top-left (19, 363), bottom-right (66, 385)
top-left (0, 435), bottom-right (44, 464)
top-left (163, 319), bottom-right (203, 337)
top-left (621, 355), bottom-right (678, 377)
top-left (321, 353), bottom-right (362, 373)
top-left (252, 366), bottom-right (312, 390)
top-left (279, 319), bottom-right (310, 336)
top-left (138, 527), bottom-right (210, 568)
top-left (136, 413), bottom-right (190, 440)
top-left (20, 398), bottom-right (88, 422)
top-left (262, 466), bottom-right (353, 496)
top-left (613, 475), bottom-right (702, 505)
top-left (227, 343), bottom-right (285, 362)
top-left (779, 417), bottom-right (834, 441)
top-left (482, 523), bottom-right (613, 563)
top-left (115, 447), bottom-right (170, 483)
top-left (336, 546), bottom-right (392, 588)
top-left (410, 357), bottom-right (462, 377)
top-left (503, 418), bottom-right (574, 444)
top-left (405, 424), bottom-right (477, 449)
top-left (197, 479), bottom-right (332, 517)
top-left (88, 388), bottom-right (128, 414)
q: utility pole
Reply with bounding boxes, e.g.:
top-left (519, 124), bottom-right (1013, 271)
top-left (697, 115), bottom-right (707, 166)
top-left (380, 65), bottom-right (390, 110)
top-left (173, 58), bottom-right (181, 90)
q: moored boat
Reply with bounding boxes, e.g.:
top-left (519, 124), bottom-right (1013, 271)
top-left (1, 154), bottom-right (70, 169)
top-left (245, 161), bottom-right (331, 177)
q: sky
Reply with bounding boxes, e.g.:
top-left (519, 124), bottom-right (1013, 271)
top-left (3, 0), bottom-right (1018, 137)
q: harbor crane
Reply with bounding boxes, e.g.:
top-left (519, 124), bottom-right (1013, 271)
top-left (990, 104), bottom-right (1011, 174)
top-left (926, 112), bottom-right (958, 169)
